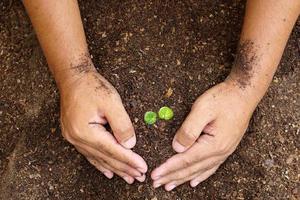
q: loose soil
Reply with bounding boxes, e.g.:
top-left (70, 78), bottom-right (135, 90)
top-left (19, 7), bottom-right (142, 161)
top-left (0, 0), bottom-right (299, 199)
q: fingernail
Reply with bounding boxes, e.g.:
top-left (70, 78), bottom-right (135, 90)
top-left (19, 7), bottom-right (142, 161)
top-left (104, 172), bottom-right (113, 179)
top-left (166, 184), bottom-right (176, 191)
top-left (191, 181), bottom-right (200, 187)
top-left (153, 182), bottom-right (161, 188)
top-left (135, 174), bottom-right (146, 182)
top-left (173, 140), bottom-right (186, 152)
top-left (123, 176), bottom-right (133, 184)
top-left (122, 136), bottom-right (136, 149)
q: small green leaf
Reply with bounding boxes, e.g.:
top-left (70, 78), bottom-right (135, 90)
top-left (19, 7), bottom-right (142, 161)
top-left (158, 106), bottom-right (174, 120)
top-left (144, 111), bottom-right (157, 125)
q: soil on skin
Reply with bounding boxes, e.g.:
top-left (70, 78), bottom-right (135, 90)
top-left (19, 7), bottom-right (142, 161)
top-left (0, 1), bottom-right (299, 199)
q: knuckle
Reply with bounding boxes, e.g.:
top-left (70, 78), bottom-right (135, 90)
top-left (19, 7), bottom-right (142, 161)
top-left (118, 165), bottom-right (131, 174)
top-left (218, 143), bottom-right (230, 155)
top-left (124, 159), bottom-right (132, 166)
top-left (175, 170), bottom-right (188, 180)
top-left (119, 156), bottom-right (132, 166)
top-left (96, 140), bottom-right (107, 151)
top-left (192, 98), bottom-right (206, 110)
top-left (179, 126), bottom-right (198, 144)
top-left (180, 125), bottom-right (190, 137)
top-left (71, 130), bottom-right (83, 141)
top-left (180, 126), bottom-right (197, 141)
top-left (115, 126), bottom-right (134, 141)
top-left (96, 156), bottom-right (108, 166)
top-left (181, 157), bottom-right (193, 168)
top-left (62, 132), bottom-right (75, 144)
top-left (60, 118), bottom-right (85, 143)
top-left (88, 159), bottom-right (98, 166)
top-left (113, 161), bottom-right (125, 170)
top-left (188, 132), bottom-right (199, 142)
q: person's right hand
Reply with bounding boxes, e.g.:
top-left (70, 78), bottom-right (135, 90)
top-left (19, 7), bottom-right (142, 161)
top-left (59, 62), bottom-right (147, 184)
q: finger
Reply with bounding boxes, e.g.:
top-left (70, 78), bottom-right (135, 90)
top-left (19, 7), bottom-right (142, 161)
top-left (152, 134), bottom-right (215, 180)
top-left (104, 97), bottom-right (136, 149)
top-left (75, 146), bottom-right (114, 179)
top-left (72, 123), bottom-right (147, 173)
top-left (135, 174), bottom-right (146, 183)
top-left (86, 126), bottom-right (148, 173)
top-left (172, 101), bottom-right (215, 153)
top-left (190, 165), bottom-right (219, 187)
top-left (99, 159), bottom-right (135, 184)
top-left (164, 172), bottom-right (198, 191)
top-left (76, 143), bottom-right (143, 178)
top-left (104, 162), bottom-right (144, 183)
top-left (86, 157), bottom-right (114, 179)
top-left (103, 163), bottom-right (134, 184)
top-left (153, 155), bottom-right (221, 188)
top-left (164, 165), bottom-right (219, 191)
top-left (78, 146), bottom-right (136, 184)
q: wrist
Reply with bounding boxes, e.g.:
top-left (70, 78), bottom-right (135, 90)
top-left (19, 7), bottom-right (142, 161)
top-left (52, 53), bottom-right (97, 91)
top-left (223, 75), bottom-right (265, 109)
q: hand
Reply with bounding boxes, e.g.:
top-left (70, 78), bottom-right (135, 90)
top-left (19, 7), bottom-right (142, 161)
top-left (151, 80), bottom-right (258, 190)
top-left (60, 66), bottom-right (147, 184)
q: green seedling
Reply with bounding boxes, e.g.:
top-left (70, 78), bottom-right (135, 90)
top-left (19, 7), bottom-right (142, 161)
top-left (144, 111), bottom-right (157, 125)
top-left (158, 106), bottom-right (174, 120)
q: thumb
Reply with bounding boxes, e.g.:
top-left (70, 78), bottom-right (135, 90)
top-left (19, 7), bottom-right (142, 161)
top-left (104, 99), bottom-right (136, 149)
top-left (172, 104), bottom-right (214, 153)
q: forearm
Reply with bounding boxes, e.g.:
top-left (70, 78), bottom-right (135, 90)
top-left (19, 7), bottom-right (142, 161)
top-left (227, 0), bottom-right (300, 105)
top-left (23, 0), bottom-right (94, 90)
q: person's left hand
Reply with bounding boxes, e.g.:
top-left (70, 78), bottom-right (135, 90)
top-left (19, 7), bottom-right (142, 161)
top-left (151, 80), bottom-right (259, 191)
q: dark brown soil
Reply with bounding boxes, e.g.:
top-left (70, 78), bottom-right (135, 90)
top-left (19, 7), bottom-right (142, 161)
top-left (0, 1), bottom-right (299, 199)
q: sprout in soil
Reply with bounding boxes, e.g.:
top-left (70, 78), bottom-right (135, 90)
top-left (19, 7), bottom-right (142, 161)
top-left (158, 106), bottom-right (174, 120)
top-left (144, 111), bottom-right (157, 125)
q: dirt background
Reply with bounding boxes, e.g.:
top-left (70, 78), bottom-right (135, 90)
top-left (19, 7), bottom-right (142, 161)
top-left (0, 0), bottom-right (299, 199)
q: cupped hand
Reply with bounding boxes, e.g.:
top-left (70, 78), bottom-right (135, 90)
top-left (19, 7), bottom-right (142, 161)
top-left (151, 80), bottom-right (258, 190)
top-left (60, 67), bottom-right (147, 184)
